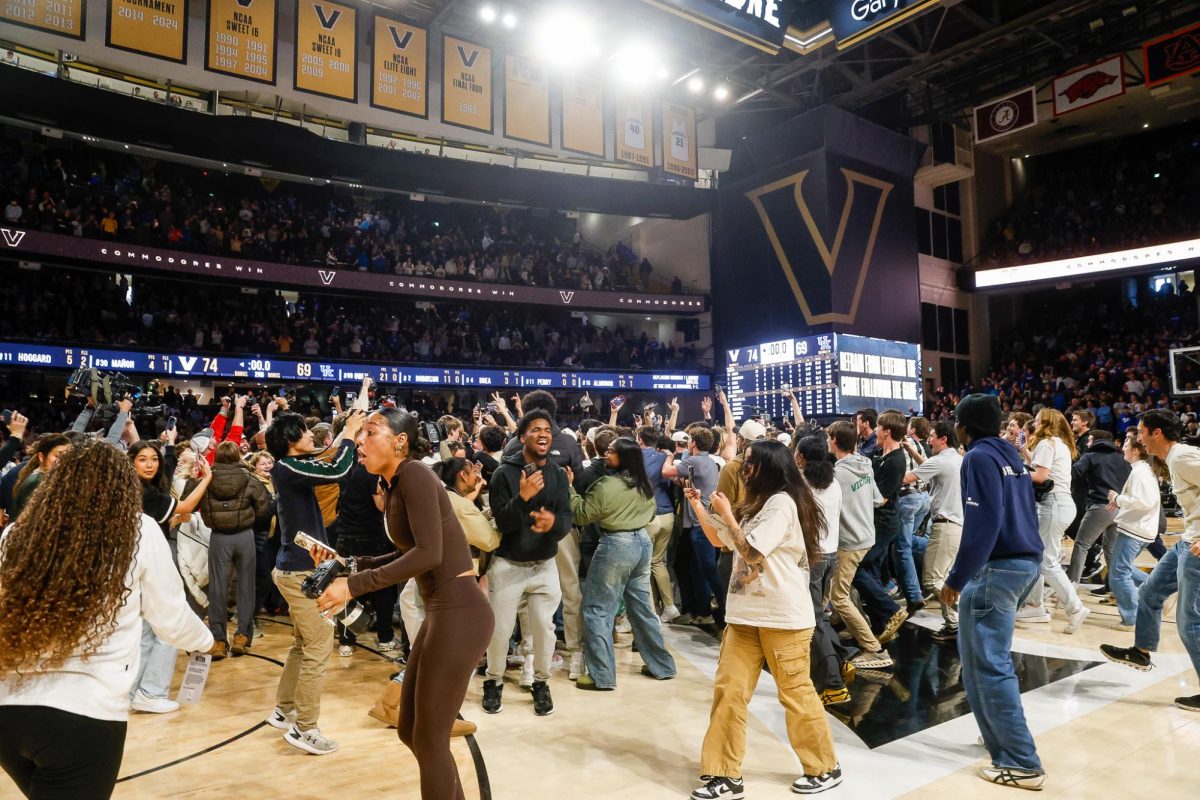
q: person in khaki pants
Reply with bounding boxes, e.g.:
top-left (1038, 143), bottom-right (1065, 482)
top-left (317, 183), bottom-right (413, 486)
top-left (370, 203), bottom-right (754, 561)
top-left (684, 440), bottom-right (842, 799)
top-left (638, 426), bottom-right (679, 621)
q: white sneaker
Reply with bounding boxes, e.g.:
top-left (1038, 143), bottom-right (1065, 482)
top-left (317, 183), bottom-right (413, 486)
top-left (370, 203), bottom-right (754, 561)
top-left (1016, 605), bottom-right (1052, 623)
top-left (519, 657), bottom-right (535, 689)
top-left (338, 645), bottom-right (353, 657)
top-left (569, 652), bottom-right (585, 681)
top-left (1065, 604), bottom-right (1090, 635)
top-left (850, 650), bottom-right (894, 670)
top-left (550, 652), bottom-right (564, 671)
top-left (377, 639), bottom-right (399, 653)
top-left (131, 690), bottom-right (180, 714)
top-left (266, 707), bottom-right (297, 730)
top-left (614, 614), bottom-right (632, 634)
top-left (283, 724), bottom-right (339, 755)
top-left (659, 604), bottom-right (681, 623)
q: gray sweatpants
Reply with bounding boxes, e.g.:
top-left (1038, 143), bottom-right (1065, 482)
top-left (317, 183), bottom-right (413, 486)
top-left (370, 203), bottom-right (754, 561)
top-left (208, 529), bottom-right (257, 642)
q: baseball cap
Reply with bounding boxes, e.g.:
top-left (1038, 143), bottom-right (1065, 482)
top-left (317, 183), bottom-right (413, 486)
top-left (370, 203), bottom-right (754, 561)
top-left (671, 430), bottom-right (690, 444)
top-left (738, 419), bottom-right (767, 442)
top-left (776, 432), bottom-right (792, 447)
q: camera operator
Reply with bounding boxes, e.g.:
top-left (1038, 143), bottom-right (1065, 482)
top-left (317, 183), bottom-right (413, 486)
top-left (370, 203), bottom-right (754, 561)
top-left (0, 440), bottom-right (213, 799)
top-left (263, 406), bottom-right (364, 755)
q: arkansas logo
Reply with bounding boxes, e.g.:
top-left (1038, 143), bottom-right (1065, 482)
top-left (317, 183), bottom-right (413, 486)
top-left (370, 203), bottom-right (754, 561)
top-left (1059, 70), bottom-right (1117, 103)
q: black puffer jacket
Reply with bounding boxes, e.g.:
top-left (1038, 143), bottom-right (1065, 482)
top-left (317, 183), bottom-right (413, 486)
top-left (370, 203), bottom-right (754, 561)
top-left (188, 462), bottom-right (271, 534)
top-left (1072, 439), bottom-right (1132, 506)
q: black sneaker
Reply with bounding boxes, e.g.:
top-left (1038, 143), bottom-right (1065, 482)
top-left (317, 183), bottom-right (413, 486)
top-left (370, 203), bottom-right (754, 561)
top-left (792, 764), bottom-right (843, 794)
top-left (1100, 644), bottom-right (1153, 672)
top-left (482, 679), bottom-right (503, 714)
top-left (906, 599), bottom-right (926, 617)
top-left (1176, 694), bottom-right (1200, 712)
top-left (930, 624), bottom-right (958, 642)
top-left (1090, 585), bottom-right (1112, 597)
top-left (690, 776), bottom-right (745, 800)
top-left (531, 680), bottom-right (554, 716)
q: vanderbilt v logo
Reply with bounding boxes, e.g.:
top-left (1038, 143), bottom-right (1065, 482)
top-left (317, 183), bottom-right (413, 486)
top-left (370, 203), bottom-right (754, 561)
top-left (745, 168), bottom-right (892, 325)
top-left (457, 45), bottom-right (480, 68)
top-left (318, 270), bottom-right (336, 285)
top-left (388, 26), bottom-right (414, 49)
top-left (314, 4), bottom-right (341, 29)
top-left (236, 0), bottom-right (252, 7)
top-left (1, 228), bottom-right (25, 247)
top-left (559, 291), bottom-right (574, 304)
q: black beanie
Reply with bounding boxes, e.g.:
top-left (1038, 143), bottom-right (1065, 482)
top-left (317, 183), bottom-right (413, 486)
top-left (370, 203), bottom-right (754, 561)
top-left (954, 394), bottom-right (1003, 438)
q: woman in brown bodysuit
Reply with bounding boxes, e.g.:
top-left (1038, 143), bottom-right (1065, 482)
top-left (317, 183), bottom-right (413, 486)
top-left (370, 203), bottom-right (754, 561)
top-left (313, 409), bottom-right (494, 800)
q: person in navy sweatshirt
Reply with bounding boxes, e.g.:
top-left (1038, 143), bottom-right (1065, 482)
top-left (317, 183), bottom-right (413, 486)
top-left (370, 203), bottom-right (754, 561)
top-left (941, 394), bottom-right (1046, 792)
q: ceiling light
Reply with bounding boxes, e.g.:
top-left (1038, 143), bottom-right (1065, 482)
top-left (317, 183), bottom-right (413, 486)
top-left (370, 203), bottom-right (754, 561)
top-left (687, 76), bottom-right (704, 93)
top-left (479, 5), bottom-right (497, 23)
top-left (656, 66), bottom-right (669, 80)
top-left (1142, 122), bottom-right (1150, 128)
top-left (736, 87), bottom-right (763, 104)
top-left (713, 85), bottom-right (730, 101)
top-left (501, 11), bottom-right (517, 28)
top-left (533, 11), bottom-right (598, 66)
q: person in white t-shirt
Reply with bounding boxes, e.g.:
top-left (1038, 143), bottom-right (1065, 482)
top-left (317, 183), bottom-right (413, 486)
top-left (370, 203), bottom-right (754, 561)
top-left (684, 440), bottom-right (841, 800)
top-left (1020, 408), bottom-right (1089, 633)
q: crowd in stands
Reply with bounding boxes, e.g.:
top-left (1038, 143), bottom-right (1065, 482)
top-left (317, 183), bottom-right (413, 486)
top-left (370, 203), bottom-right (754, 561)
top-left (0, 267), bottom-right (703, 371)
top-left (0, 135), bottom-right (688, 295)
top-left (979, 121), bottom-right (1200, 267)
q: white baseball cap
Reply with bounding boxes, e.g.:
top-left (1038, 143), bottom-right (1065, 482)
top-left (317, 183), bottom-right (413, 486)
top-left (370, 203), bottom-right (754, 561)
top-left (671, 430), bottom-right (691, 444)
top-left (738, 419), bottom-right (767, 442)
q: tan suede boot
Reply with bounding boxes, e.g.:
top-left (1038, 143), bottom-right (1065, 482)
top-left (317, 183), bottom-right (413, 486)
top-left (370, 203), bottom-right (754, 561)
top-left (367, 679), bottom-right (403, 727)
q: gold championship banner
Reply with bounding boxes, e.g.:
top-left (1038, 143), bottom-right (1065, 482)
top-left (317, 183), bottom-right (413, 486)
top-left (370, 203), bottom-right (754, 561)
top-left (504, 54), bottom-right (550, 146)
top-left (614, 89), bottom-right (654, 168)
top-left (442, 34), bottom-right (492, 133)
top-left (1, 0), bottom-right (85, 39)
top-left (205, 0), bottom-right (276, 84)
top-left (371, 14), bottom-right (426, 118)
top-left (561, 75), bottom-right (605, 158)
top-left (294, 0), bottom-right (357, 101)
top-left (106, 0), bottom-right (188, 63)
top-left (662, 102), bottom-right (697, 180)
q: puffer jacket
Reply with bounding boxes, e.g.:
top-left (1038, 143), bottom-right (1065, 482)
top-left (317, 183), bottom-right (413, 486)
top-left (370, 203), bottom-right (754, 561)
top-left (187, 462), bottom-right (270, 534)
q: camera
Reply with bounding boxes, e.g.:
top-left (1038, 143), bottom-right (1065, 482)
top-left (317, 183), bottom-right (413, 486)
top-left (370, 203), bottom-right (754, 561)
top-left (300, 559), bottom-right (376, 636)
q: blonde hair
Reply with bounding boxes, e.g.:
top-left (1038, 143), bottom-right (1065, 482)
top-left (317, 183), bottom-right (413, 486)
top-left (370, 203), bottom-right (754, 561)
top-left (1028, 408), bottom-right (1078, 460)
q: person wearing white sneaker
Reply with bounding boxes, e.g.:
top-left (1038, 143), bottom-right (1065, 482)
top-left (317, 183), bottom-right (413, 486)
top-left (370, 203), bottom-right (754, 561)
top-left (131, 690), bottom-right (180, 714)
top-left (283, 724), bottom-right (339, 755)
top-left (638, 426), bottom-right (679, 624)
top-left (0, 442), bottom-right (214, 799)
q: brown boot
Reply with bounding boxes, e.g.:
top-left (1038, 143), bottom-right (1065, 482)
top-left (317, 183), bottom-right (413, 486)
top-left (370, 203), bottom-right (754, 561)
top-left (367, 679), bottom-right (403, 728)
top-left (231, 634), bottom-right (250, 656)
top-left (451, 718), bottom-right (477, 738)
top-left (209, 640), bottom-right (227, 661)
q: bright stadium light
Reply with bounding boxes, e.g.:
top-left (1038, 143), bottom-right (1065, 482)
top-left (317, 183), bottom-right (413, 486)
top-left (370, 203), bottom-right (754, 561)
top-left (713, 85), bottom-right (730, 101)
top-left (533, 11), bottom-right (599, 66)
top-left (479, 5), bottom-right (497, 23)
top-left (687, 76), bottom-right (704, 93)
top-left (501, 11), bottom-right (517, 28)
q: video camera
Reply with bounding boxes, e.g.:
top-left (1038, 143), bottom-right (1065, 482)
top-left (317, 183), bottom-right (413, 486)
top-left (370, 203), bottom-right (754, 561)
top-left (300, 558), bottom-right (376, 636)
top-left (67, 367), bottom-right (166, 417)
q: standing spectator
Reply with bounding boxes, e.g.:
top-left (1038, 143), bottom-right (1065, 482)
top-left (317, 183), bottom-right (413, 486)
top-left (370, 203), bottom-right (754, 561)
top-left (637, 426), bottom-right (678, 621)
top-left (1103, 433), bottom-right (1163, 630)
top-left (662, 425), bottom-right (720, 625)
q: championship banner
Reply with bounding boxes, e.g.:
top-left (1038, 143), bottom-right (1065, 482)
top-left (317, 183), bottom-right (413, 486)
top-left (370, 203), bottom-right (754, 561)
top-left (294, 0), bottom-right (357, 101)
top-left (561, 75), bottom-right (605, 158)
top-left (614, 89), bottom-right (654, 168)
top-left (1143, 21), bottom-right (1200, 88)
top-left (106, 0), bottom-right (188, 63)
top-left (205, 0), bottom-right (277, 84)
top-left (0, 0), bottom-right (85, 39)
top-left (371, 15), bottom-right (427, 118)
top-left (504, 54), bottom-right (550, 146)
top-left (442, 35), bottom-right (492, 133)
top-left (1053, 55), bottom-right (1124, 117)
top-left (661, 102), bottom-right (697, 180)
top-left (973, 86), bottom-right (1036, 144)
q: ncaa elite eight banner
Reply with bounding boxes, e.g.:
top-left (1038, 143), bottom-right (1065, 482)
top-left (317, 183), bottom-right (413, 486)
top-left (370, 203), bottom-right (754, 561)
top-left (615, 88), bottom-right (654, 168)
top-left (0, 0), bottom-right (84, 38)
top-left (371, 15), bottom-right (427, 118)
top-left (504, 54), bottom-right (550, 146)
top-left (205, 0), bottom-right (276, 84)
top-left (662, 102), bottom-right (697, 180)
top-left (106, 0), bottom-right (188, 63)
top-left (442, 34), bottom-right (492, 133)
top-left (294, 0), bottom-right (358, 101)
top-left (561, 75), bottom-right (605, 158)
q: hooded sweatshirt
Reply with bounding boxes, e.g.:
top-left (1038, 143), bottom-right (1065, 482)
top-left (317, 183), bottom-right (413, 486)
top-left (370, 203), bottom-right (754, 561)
top-left (834, 453), bottom-right (883, 551)
top-left (489, 451), bottom-right (573, 562)
top-left (1165, 441), bottom-right (1200, 544)
top-left (1072, 439), bottom-right (1132, 505)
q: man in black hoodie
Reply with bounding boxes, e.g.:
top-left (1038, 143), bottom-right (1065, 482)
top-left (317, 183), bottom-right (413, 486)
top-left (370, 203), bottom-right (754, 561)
top-left (485, 410), bottom-right (573, 717)
top-left (1066, 429), bottom-right (1132, 584)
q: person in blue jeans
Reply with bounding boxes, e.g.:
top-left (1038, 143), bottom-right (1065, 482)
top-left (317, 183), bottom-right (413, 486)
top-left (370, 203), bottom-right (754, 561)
top-left (1100, 410), bottom-right (1200, 712)
top-left (941, 394), bottom-right (1046, 791)
top-left (569, 437), bottom-right (676, 690)
top-left (1102, 433), bottom-right (1162, 629)
top-left (663, 426), bottom-right (721, 625)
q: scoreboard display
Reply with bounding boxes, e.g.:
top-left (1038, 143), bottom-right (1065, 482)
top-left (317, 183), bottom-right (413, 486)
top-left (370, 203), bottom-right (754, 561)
top-left (725, 333), bottom-right (921, 420)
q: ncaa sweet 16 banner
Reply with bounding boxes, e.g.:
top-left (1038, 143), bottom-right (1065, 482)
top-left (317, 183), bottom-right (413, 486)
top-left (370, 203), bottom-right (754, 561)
top-left (294, 0), bottom-right (358, 101)
top-left (614, 88), bottom-right (654, 168)
top-left (442, 34), bottom-right (493, 133)
top-left (504, 54), bottom-right (550, 146)
top-left (205, 0), bottom-right (277, 84)
top-left (371, 15), bottom-right (427, 118)
top-left (662, 102), bottom-right (697, 180)
top-left (561, 75), bottom-right (605, 158)
top-left (106, 0), bottom-right (188, 63)
top-left (0, 0), bottom-right (84, 38)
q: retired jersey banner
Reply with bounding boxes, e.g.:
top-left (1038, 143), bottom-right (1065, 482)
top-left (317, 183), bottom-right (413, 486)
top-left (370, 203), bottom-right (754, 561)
top-left (1053, 56), bottom-right (1124, 116)
top-left (371, 15), bottom-right (427, 118)
top-left (614, 89), bottom-right (654, 168)
top-left (0, 0), bottom-right (85, 38)
top-left (442, 35), bottom-right (492, 133)
top-left (205, 0), bottom-right (277, 84)
top-left (662, 102), bottom-right (697, 179)
top-left (1143, 21), bottom-right (1200, 88)
top-left (561, 75), bottom-right (605, 158)
top-left (294, 0), bottom-right (357, 101)
top-left (504, 54), bottom-right (550, 146)
top-left (106, 0), bottom-right (188, 63)
top-left (973, 86), bottom-right (1036, 144)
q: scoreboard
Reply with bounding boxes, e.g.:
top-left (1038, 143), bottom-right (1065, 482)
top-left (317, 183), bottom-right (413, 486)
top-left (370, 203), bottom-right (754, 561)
top-left (725, 333), bottom-right (921, 420)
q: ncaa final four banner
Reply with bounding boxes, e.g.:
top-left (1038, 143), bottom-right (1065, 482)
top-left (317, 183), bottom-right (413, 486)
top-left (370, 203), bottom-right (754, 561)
top-left (205, 0), bottom-right (277, 84)
top-left (0, 0), bottom-right (85, 39)
top-left (371, 15), bottom-right (427, 118)
top-left (106, 0), bottom-right (188, 63)
top-left (661, 102), bottom-right (697, 180)
top-left (614, 88), bottom-right (654, 168)
top-left (560, 75), bottom-right (605, 158)
top-left (442, 34), bottom-right (493, 133)
top-left (294, 0), bottom-right (358, 102)
top-left (504, 54), bottom-right (551, 147)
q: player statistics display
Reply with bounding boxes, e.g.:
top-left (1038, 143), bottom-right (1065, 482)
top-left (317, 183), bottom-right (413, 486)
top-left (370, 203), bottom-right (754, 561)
top-left (0, 342), bottom-right (709, 392)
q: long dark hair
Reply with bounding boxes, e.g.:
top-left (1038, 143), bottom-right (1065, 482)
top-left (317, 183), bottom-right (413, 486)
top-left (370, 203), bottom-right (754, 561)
top-left (373, 408), bottom-right (434, 460)
top-left (609, 437), bottom-right (655, 500)
top-left (738, 439), bottom-right (823, 565)
top-left (794, 435), bottom-right (834, 491)
top-left (15, 433), bottom-right (71, 492)
top-left (128, 440), bottom-right (169, 494)
top-left (435, 456), bottom-right (472, 491)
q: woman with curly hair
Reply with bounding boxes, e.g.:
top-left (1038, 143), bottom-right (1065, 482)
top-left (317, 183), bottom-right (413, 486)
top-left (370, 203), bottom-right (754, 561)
top-left (0, 440), bottom-right (213, 799)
